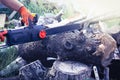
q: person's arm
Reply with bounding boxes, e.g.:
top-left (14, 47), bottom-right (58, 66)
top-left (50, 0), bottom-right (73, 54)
top-left (0, 0), bottom-right (23, 11)
top-left (0, 0), bottom-right (33, 25)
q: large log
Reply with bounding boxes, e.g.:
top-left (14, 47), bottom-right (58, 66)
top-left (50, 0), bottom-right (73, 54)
top-left (18, 23), bottom-right (116, 67)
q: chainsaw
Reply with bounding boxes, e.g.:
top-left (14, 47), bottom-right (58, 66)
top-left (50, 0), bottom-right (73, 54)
top-left (2, 9), bottom-right (117, 49)
top-left (0, 15), bottom-right (83, 49)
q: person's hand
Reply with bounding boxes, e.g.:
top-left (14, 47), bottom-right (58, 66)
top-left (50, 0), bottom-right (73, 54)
top-left (0, 30), bottom-right (8, 42)
top-left (19, 6), bottom-right (34, 25)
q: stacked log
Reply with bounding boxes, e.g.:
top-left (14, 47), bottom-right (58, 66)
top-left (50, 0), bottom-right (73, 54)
top-left (0, 60), bottom-right (93, 80)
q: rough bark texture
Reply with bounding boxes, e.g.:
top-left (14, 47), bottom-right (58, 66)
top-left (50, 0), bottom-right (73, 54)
top-left (18, 29), bottom-right (102, 67)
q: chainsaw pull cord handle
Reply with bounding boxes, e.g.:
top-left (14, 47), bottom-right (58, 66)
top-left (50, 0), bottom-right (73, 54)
top-left (0, 29), bottom-right (8, 42)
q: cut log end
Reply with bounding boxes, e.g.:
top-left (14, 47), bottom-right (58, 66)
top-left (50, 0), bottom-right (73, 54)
top-left (48, 61), bottom-right (93, 80)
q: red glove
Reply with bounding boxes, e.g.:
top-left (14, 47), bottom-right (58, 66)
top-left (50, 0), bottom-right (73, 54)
top-left (18, 6), bottom-right (34, 25)
top-left (0, 30), bottom-right (8, 42)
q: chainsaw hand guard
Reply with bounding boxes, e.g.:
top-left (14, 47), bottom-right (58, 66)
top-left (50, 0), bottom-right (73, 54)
top-left (0, 30), bottom-right (8, 42)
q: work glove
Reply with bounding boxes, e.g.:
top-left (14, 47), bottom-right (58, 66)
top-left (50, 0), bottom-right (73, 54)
top-left (0, 30), bottom-right (8, 42)
top-left (18, 6), bottom-right (34, 25)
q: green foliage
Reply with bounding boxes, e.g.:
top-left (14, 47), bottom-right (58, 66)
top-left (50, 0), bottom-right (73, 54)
top-left (21, 0), bottom-right (60, 16)
top-left (104, 18), bottom-right (120, 27)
